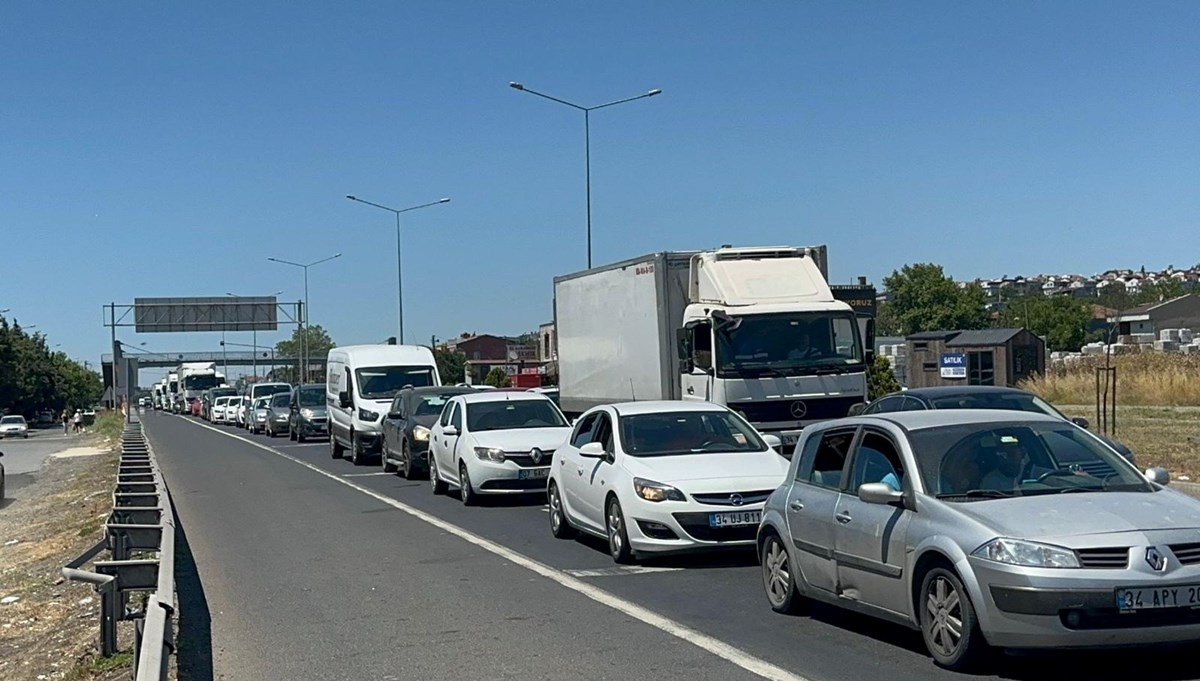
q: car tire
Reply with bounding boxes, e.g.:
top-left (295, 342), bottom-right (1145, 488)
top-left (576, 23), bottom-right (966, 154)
top-left (330, 431), bottom-right (344, 459)
top-left (459, 462), bottom-right (478, 506)
top-left (606, 497), bottom-right (635, 564)
top-left (400, 441), bottom-right (417, 480)
top-left (547, 482), bottom-right (576, 539)
top-left (349, 431), bottom-right (362, 465)
top-left (429, 456), bottom-right (447, 495)
top-left (761, 532), bottom-right (805, 614)
top-left (920, 567), bottom-right (987, 671)
top-left (382, 444), bottom-right (398, 473)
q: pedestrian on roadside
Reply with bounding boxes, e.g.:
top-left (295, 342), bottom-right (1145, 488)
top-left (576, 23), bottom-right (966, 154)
top-left (61, 409), bottom-right (70, 434)
top-left (72, 409), bottom-right (83, 434)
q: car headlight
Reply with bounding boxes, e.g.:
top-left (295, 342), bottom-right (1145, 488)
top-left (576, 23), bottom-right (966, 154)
top-left (474, 447), bottom-right (506, 462)
top-left (413, 425), bottom-right (431, 442)
top-left (357, 408), bottom-right (379, 422)
top-left (972, 538), bottom-right (1080, 568)
top-left (300, 408), bottom-right (315, 418)
top-left (633, 478), bottom-right (686, 503)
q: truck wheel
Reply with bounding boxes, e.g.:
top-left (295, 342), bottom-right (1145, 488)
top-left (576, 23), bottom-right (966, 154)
top-left (330, 432), bottom-right (344, 459)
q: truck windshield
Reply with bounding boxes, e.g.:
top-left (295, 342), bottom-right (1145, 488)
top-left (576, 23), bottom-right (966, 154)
top-left (168, 381), bottom-right (178, 392)
top-left (184, 375), bottom-right (220, 390)
top-left (715, 312), bottom-right (863, 378)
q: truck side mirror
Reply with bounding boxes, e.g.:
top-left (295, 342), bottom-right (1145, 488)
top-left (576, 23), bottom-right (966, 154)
top-left (678, 358), bottom-right (695, 375)
top-left (676, 331), bottom-right (691, 360)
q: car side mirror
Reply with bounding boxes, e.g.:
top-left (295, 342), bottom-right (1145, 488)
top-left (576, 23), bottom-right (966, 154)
top-left (443, 425), bottom-right (459, 437)
top-left (858, 482), bottom-right (904, 505)
top-left (338, 391), bottom-right (351, 409)
top-left (762, 434), bottom-right (782, 451)
top-left (387, 411), bottom-right (402, 420)
top-left (579, 442), bottom-right (606, 458)
top-left (1071, 417), bottom-right (1090, 429)
top-left (848, 403), bottom-right (867, 417)
top-left (1145, 467), bottom-right (1170, 486)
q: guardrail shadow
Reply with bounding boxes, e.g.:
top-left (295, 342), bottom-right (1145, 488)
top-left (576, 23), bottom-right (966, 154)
top-left (172, 498), bottom-right (213, 681)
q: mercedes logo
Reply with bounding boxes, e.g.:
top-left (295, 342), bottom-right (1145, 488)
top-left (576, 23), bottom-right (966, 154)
top-left (1146, 546), bottom-right (1167, 572)
top-left (530, 448), bottom-right (543, 465)
top-left (729, 493), bottom-right (744, 506)
top-left (789, 401), bottom-right (808, 419)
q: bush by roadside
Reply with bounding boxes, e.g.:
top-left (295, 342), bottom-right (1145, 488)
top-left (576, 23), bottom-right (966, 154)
top-left (1023, 353), bottom-right (1200, 406)
top-left (89, 411), bottom-right (125, 444)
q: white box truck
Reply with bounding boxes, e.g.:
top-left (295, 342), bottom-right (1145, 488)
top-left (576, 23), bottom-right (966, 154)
top-left (553, 245), bottom-right (867, 449)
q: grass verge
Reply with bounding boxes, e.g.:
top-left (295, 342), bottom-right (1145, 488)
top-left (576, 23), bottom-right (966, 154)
top-left (89, 411), bottom-right (125, 443)
top-left (1055, 404), bottom-right (1200, 479)
top-left (1025, 353), bottom-right (1200, 406)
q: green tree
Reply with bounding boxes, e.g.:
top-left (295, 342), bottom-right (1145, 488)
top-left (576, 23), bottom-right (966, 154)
top-left (867, 355), bottom-right (902, 400)
top-left (881, 264), bottom-right (989, 336)
top-left (484, 367), bottom-right (511, 388)
top-left (999, 295), bottom-right (1093, 352)
top-left (435, 347), bottom-right (468, 385)
top-left (275, 324), bottom-right (335, 360)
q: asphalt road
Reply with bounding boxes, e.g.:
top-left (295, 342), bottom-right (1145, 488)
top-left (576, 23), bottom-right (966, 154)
top-left (0, 427), bottom-right (89, 496)
top-left (144, 411), bottom-right (1200, 681)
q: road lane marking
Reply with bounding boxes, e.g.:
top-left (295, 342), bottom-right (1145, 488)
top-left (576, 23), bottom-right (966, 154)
top-left (342, 472), bottom-right (392, 477)
top-left (157, 415), bottom-right (810, 681)
top-left (565, 566), bottom-right (685, 578)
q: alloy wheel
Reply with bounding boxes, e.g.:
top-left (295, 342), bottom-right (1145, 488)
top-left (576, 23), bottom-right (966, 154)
top-left (764, 538), bottom-right (792, 607)
top-left (925, 575), bottom-right (964, 658)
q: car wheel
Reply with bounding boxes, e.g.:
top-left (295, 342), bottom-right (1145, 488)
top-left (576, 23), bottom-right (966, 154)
top-left (330, 431), bottom-right (344, 459)
top-left (606, 497), bottom-right (635, 564)
top-left (762, 532), bottom-right (805, 614)
top-left (547, 482), bottom-right (576, 539)
top-left (920, 567), bottom-right (986, 671)
top-left (459, 462), bottom-right (478, 506)
top-left (429, 456), bottom-right (447, 495)
top-left (382, 442), bottom-right (398, 473)
top-left (400, 441), bottom-right (416, 480)
top-left (349, 431), bottom-right (362, 465)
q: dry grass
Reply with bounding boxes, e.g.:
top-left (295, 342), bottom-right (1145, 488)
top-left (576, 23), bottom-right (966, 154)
top-left (1024, 353), bottom-right (1200, 406)
top-left (1055, 405), bottom-right (1200, 479)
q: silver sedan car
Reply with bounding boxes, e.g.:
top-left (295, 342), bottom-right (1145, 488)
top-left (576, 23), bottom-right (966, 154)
top-left (757, 409), bottom-right (1200, 670)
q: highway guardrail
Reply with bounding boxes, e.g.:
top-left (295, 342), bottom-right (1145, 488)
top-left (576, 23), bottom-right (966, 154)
top-left (64, 417), bottom-right (175, 680)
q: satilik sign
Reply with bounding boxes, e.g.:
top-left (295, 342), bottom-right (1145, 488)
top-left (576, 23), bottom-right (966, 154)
top-left (940, 353), bottom-right (967, 379)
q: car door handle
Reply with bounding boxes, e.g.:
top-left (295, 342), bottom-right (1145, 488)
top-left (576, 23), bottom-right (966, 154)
top-left (789, 500), bottom-right (804, 511)
top-left (835, 511), bottom-right (853, 524)
top-left (687, 386), bottom-right (695, 395)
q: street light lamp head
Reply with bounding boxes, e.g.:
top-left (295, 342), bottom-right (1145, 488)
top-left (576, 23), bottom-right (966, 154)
top-left (648, 88), bottom-right (663, 96)
top-left (346, 195), bottom-right (356, 200)
top-left (509, 81), bottom-right (524, 90)
top-left (438, 198), bottom-right (450, 203)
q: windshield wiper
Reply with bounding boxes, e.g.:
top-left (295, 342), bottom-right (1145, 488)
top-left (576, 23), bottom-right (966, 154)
top-left (936, 489), bottom-right (1016, 500)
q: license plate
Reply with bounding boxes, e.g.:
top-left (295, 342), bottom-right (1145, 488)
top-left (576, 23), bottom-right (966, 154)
top-left (1116, 584), bottom-right (1200, 612)
top-left (518, 467), bottom-right (550, 480)
top-left (709, 510), bottom-right (762, 528)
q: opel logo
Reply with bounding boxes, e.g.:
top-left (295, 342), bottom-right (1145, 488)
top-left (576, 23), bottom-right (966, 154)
top-left (729, 493), bottom-right (744, 506)
top-left (530, 448), bottom-right (544, 465)
top-left (790, 401), bottom-right (808, 419)
top-left (1146, 546), bottom-right (1167, 572)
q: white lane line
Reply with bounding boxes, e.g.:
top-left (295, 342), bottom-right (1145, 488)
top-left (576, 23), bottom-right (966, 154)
top-left (276, 443), bottom-right (327, 448)
top-left (162, 415), bottom-right (810, 681)
top-left (342, 472), bottom-right (392, 477)
top-left (565, 566), bottom-right (685, 578)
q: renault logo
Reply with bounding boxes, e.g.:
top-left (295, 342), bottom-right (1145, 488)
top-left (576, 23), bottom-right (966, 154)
top-left (1146, 547), bottom-right (1167, 572)
top-left (530, 448), bottom-right (544, 465)
top-left (729, 493), bottom-right (744, 506)
top-left (790, 401), bottom-right (808, 419)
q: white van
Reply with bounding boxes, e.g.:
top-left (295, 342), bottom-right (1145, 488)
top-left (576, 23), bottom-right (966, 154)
top-left (327, 345), bottom-right (441, 465)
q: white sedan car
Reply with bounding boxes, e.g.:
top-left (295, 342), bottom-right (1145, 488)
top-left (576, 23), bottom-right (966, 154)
top-left (0, 415), bottom-right (30, 439)
top-left (211, 397), bottom-right (231, 424)
top-left (548, 401), bottom-right (788, 564)
top-left (428, 392), bottom-right (572, 505)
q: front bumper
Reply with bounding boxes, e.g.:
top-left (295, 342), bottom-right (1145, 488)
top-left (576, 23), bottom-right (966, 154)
top-left (297, 417), bottom-right (328, 434)
top-left (970, 555), bottom-right (1200, 648)
top-left (623, 497), bottom-right (765, 555)
top-left (466, 458), bottom-right (551, 495)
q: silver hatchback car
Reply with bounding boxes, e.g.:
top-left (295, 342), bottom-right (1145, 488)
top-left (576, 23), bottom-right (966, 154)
top-left (758, 410), bottom-right (1200, 670)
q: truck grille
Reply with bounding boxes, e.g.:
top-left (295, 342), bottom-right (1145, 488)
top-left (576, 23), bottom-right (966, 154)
top-left (1076, 547), bottom-right (1129, 569)
top-left (728, 396), bottom-right (861, 423)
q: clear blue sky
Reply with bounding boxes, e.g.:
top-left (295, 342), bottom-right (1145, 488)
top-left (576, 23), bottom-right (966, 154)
top-left (3, 1), bottom-right (1198, 381)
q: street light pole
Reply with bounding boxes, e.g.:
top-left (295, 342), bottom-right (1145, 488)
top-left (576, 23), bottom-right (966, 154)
top-left (268, 254), bottom-right (341, 382)
top-left (509, 81), bottom-right (662, 269)
top-left (345, 195), bottom-right (450, 343)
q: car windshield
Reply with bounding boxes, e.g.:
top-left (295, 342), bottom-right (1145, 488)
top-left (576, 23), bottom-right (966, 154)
top-left (618, 410), bottom-right (768, 457)
top-left (272, 394), bottom-right (290, 408)
top-left (715, 312), bottom-right (863, 379)
top-left (298, 386), bottom-right (324, 406)
top-left (911, 421), bottom-right (1152, 500)
top-left (356, 366), bottom-right (435, 399)
top-left (465, 399), bottom-right (567, 432)
top-left (255, 398), bottom-right (271, 409)
top-left (212, 388), bottom-right (237, 398)
top-left (415, 393), bottom-right (457, 417)
top-left (1, 416), bottom-right (24, 424)
top-left (254, 385), bottom-right (292, 399)
top-left (927, 392), bottom-right (1064, 418)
